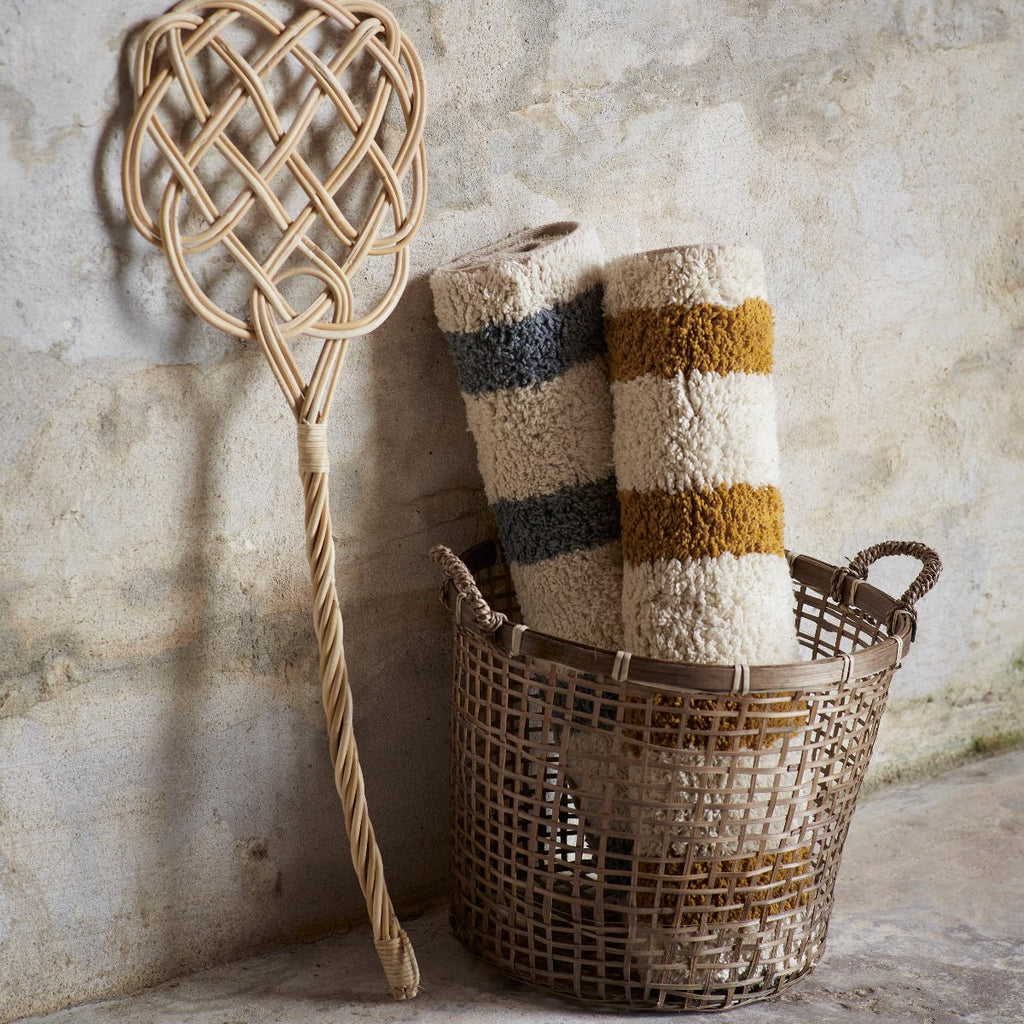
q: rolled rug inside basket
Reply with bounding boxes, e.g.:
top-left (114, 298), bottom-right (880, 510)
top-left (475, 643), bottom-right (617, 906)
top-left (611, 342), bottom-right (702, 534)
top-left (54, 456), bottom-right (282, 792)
top-left (430, 221), bottom-right (623, 648)
top-left (600, 245), bottom-right (810, 989)
top-left (604, 243), bottom-right (799, 665)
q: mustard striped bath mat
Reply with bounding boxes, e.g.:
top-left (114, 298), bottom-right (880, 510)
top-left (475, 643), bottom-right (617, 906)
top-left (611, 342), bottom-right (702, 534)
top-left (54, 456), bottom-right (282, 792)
top-left (597, 244), bottom-right (807, 984)
top-left (604, 244), bottom-right (800, 665)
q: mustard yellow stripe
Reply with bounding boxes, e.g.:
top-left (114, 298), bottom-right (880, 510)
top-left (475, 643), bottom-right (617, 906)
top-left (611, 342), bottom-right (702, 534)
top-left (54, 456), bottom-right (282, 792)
top-left (619, 483), bottom-right (785, 564)
top-left (626, 691), bottom-right (808, 753)
top-left (606, 298), bottom-right (774, 383)
top-left (636, 846), bottom-right (814, 922)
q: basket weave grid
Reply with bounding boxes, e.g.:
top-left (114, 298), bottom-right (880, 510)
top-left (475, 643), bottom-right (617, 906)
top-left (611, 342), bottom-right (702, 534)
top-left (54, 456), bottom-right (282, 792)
top-left (442, 541), bottom-right (935, 1011)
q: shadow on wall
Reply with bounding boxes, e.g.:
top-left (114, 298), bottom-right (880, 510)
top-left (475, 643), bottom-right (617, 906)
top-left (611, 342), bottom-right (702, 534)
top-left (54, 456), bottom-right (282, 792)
top-left (344, 268), bottom-right (489, 894)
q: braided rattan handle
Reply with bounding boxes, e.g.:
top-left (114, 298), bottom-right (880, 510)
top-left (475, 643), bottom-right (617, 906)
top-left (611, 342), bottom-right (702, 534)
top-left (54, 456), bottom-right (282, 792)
top-left (300, 426), bottom-right (419, 999)
top-left (847, 540), bottom-right (942, 610)
top-left (832, 540), bottom-right (942, 640)
top-left (430, 545), bottom-right (506, 633)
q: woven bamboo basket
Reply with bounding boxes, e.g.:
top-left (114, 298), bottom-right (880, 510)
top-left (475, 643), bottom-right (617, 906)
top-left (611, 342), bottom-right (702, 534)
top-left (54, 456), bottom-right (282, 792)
top-left (432, 538), bottom-right (941, 1012)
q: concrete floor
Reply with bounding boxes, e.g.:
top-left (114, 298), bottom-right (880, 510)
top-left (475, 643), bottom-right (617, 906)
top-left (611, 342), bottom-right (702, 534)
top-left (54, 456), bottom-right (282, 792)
top-left (15, 750), bottom-right (1024, 1024)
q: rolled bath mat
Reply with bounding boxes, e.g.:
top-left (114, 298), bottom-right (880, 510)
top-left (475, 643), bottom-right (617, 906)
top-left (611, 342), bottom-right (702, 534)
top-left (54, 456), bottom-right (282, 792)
top-left (430, 222), bottom-right (624, 648)
top-left (599, 245), bottom-right (809, 987)
top-left (604, 243), bottom-right (800, 665)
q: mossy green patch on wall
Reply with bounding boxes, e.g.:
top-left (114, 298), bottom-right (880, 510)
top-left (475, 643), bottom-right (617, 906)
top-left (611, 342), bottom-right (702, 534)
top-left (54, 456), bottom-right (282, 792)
top-left (866, 649), bottom-right (1024, 793)
top-left (969, 731), bottom-right (1024, 758)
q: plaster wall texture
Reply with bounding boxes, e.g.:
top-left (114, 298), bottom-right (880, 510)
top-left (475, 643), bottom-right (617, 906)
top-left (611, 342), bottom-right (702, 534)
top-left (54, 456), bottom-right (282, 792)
top-left (1, 0), bottom-right (1021, 1018)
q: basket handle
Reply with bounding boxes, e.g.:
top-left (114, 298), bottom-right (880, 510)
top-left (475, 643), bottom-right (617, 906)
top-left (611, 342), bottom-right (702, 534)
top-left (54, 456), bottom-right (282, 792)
top-left (430, 545), bottom-right (506, 633)
top-left (832, 540), bottom-right (942, 639)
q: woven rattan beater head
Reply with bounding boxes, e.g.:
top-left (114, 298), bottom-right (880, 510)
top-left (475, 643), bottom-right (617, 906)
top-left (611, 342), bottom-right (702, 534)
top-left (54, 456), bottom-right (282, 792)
top-left (122, 0), bottom-right (426, 998)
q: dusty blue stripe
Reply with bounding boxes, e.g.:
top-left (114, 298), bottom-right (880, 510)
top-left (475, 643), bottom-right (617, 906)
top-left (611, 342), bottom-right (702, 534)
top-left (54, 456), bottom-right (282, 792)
top-left (493, 475), bottom-right (621, 566)
top-left (446, 286), bottom-right (604, 396)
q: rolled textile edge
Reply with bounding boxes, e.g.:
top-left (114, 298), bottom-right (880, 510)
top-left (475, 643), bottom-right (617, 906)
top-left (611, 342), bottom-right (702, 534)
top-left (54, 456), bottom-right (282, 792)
top-left (431, 221), bottom-right (605, 336)
top-left (621, 553), bottom-right (801, 665)
top-left (512, 541), bottom-right (624, 650)
top-left (603, 243), bottom-right (768, 318)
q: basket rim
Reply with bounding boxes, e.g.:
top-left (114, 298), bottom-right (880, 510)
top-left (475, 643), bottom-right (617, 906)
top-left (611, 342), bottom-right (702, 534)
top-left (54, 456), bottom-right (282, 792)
top-left (441, 540), bottom-right (914, 695)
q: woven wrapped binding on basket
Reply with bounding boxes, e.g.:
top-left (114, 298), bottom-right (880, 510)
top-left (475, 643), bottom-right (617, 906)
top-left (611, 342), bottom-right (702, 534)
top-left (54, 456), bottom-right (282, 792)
top-left (432, 539), bottom-right (940, 1012)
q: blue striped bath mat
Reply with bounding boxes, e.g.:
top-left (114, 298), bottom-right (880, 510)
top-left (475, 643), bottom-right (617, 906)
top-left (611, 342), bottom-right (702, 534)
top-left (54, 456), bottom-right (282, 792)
top-left (431, 221), bottom-right (623, 648)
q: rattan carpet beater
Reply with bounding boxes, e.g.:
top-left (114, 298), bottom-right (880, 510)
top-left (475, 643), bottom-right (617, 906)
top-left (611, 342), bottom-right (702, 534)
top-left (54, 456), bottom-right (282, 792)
top-left (121, 0), bottom-right (425, 999)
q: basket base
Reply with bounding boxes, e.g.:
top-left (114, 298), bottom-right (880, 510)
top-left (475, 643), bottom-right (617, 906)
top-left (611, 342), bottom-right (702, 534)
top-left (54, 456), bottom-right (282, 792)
top-left (450, 882), bottom-right (829, 1012)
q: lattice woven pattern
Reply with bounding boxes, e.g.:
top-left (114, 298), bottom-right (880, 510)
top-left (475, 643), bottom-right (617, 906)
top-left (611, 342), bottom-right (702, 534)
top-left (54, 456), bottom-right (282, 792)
top-left (123, 0), bottom-right (426, 344)
top-left (436, 540), bottom-right (940, 1011)
top-left (122, 0), bottom-right (426, 1000)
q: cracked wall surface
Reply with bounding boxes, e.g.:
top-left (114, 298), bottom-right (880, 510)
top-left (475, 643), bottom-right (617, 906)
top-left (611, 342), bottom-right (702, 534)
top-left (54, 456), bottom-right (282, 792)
top-left (2, 0), bottom-right (1022, 1018)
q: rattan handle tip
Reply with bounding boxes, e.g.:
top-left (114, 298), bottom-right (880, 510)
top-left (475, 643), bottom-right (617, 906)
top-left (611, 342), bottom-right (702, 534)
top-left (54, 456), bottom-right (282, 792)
top-left (375, 928), bottom-right (421, 999)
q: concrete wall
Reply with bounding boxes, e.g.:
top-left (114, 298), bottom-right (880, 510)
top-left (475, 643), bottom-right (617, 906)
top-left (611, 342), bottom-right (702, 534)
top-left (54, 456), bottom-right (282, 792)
top-left (2, 0), bottom-right (1021, 1018)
